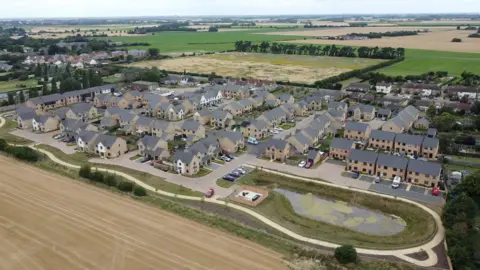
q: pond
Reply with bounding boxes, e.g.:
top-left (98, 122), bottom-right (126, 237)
top-left (275, 188), bottom-right (406, 236)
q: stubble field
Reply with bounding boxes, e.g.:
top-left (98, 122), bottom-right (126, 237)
top-left (0, 157), bottom-right (287, 270)
top-left (127, 52), bottom-right (384, 84)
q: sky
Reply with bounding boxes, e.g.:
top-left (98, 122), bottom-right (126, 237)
top-left (1, 0), bottom-right (479, 18)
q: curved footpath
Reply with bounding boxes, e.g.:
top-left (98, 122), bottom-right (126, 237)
top-left (0, 115), bottom-right (444, 267)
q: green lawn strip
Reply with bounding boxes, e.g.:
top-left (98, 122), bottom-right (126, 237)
top-left (191, 168), bottom-right (212, 178)
top-left (0, 119), bottom-right (33, 144)
top-left (129, 154), bottom-right (142, 161)
top-left (280, 123), bottom-right (295, 130)
top-left (216, 178), bottom-right (236, 188)
top-left (450, 155), bottom-right (480, 164)
top-left (0, 79), bottom-right (38, 93)
top-left (236, 170), bottom-right (437, 249)
top-left (212, 159), bottom-right (225, 165)
top-left (34, 144), bottom-right (202, 196)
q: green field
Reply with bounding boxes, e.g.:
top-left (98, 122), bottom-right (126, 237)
top-left (0, 79), bottom-right (38, 93)
top-left (106, 30), bottom-right (305, 53)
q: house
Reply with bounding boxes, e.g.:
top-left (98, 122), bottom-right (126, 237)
top-left (376, 108), bottom-right (391, 120)
top-left (414, 118), bottom-right (430, 130)
top-left (132, 81), bottom-right (159, 91)
top-left (217, 131), bottom-right (245, 153)
top-left (188, 142), bottom-right (212, 166)
top-left (94, 134), bottom-right (128, 158)
top-left (299, 127), bottom-right (322, 145)
top-left (60, 119), bottom-right (98, 139)
top-left (52, 107), bottom-right (70, 120)
top-left (264, 139), bottom-right (291, 162)
top-left (328, 101), bottom-right (348, 111)
top-left (77, 130), bottom-right (99, 153)
top-left (303, 95), bottom-right (323, 111)
top-left (394, 134), bottom-right (424, 156)
top-left (327, 109), bottom-right (346, 123)
top-left (329, 138), bottom-right (355, 160)
top-left (307, 150), bottom-right (323, 166)
top-left (199, 89), bottom-right (223, 107)
top-left (191, 136), bottom-right (221, 159)
top-left (238, 99), bottom-right (254, 113)
top-left (257, 108), bottom-right (287, 127)
top-left (118, 110), bottom-right (139, 127)
top-left (277, 94), bottom-right (294, 105)
top-left (377, 96), bottom-right (408, 107)
top-left (222, 85), bottom-right (251, 99)
top-left (382, 105), bottom-right (420, 133)
top-left (66, 103), bottom-right (98, 122)
top-left (346, 83), bottom-right (370, 92)
top-left (211, 110), bottom-right (233, 129)
top-left (375, 154), bottom-right (408, 180)
top-left (124, 90), bottom-right (144, 102)
top-left (32, 116), bottom-right (59, 132)
top-left (344, 122), bottom-right (371, 141)
top-left (368, 130), bottom-right (396, 151)
top-left (173, 151), bottom-right (201, 176)
top-left (151, 120), bottom-right (176, 137)
top-left (288, 132), bottom-right (312, 154)
top-left (382, 117), bottom-right (406, 133)
top-left (181, 120), bottom-right (205, 139)
top-left (17, 111), bottom-right (37, 129)
top-left (138, 135), bottom-right (169, 160)
top-left (376, 83), bottom-right (392, 94)
top-left (406, 159), bottom-right (442, 187)
top-left (25, 94), bottom-right (65, 110)
top-left (295, 100), bottom-right (310, 115)
top-left (134, 116), bottom-right (155, 135)
top-left (223, 102), bottom-right (245, 116)
top-left (426, 128), bottom-right (437, 138)
top-left (93, 94), bottom-right (112, 108)
top-left (415, 99), bottom-right (434, 111)
top-left (242, 120), bottom-right (269, 139)
top-left (128, 49), bottom-right (148, 58)
top-left (100, 117), bottom-right (118, 129)
top-left (348, 104), bottom-right (376, 121)
top-left (347, 149), bottom-right (378, 175)
top-left (401, 83), bottom-right (441, 96)
top-left (445, 85), bottom-right (479, 99)
top-left (421, 137), bottom-right (439, 159)
top-left (193, 110), bottom-right (212, 125)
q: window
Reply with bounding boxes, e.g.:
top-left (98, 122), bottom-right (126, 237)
top-left (363, 162), bottom-right (367, 165)
top-left (415, 172), bottom-right (419, 176)
top-left (384, 166), bottom-right (387, 170)
top-left (393, 168), bottom-right (397, 172)
top-left (424, 181), bottom-right (429, 185)
top-left (425, 174), bottom-right (430, 178)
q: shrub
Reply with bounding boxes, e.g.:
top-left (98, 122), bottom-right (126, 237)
top-left (451, 38), bottom-right (462, 43)
top-left (5, 146), bottom-right (39, 162)
top-left (117, 181), bottom-right (134, 192)
top-left (0, 138), bottom-right (7, 151)
top-left (79, 165), bottom-right (92, 179)
top-left (334, 245), bottom-right (357, 264)
top-left (104, 174), bottom-right (118, 187)
top-left (90, 170), bottom-right (104, 183)
top-left (133, 185), bottom-right (147, 196)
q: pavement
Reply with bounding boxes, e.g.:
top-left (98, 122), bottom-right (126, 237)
top-left (10, 129), bottom-right (77, 154)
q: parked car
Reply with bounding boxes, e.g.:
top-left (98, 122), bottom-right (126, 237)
top-left (392, 176), bottom-right (401, 189)
top-left (205, 188), bottom-right (215, 198)
top-left (247, 137), bottom-right (259, 145)
top-left (432, 186), bottom-right (440, 196)
top-left (352, 172), bottom-right (360, 179)
top-left (221, 156), bottom-right (231, 162)
top-left (298, 161), bottom-right (306, 168)
top-left (225, 153), bottom-right (235, 159)
top-left (236, 167), bottom-right (246, 174)
top-left (54, 134), bottom-right (64, 140)
top-left (252, 194), bottom-right (261, 201)
top-left (230, 171), bottom-right (242, 177)
top-left (228, 172), bottom-right (240, 178)
top-left (270, 129), bottom-right (280, 134)
top-left (222, 175), bottom-right (235, 181)
top-left (305, 160), bottom-right (313, 169)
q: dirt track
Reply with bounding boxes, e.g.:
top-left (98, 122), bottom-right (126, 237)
top-left (0, 156), bottom-right (287, 270)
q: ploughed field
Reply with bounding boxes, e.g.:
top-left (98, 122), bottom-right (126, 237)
top-left (0, 156), bottom-right (287, 270)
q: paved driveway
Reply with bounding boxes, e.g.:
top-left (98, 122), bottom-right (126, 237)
top-left (10, 129), bottom-right (76, 154)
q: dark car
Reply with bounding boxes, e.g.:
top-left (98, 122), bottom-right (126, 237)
top-left (352, 172), bottom-right (360, 179)
top-left (223, 175), bottom-right (236, 182)
top-left (228, 172), bottom-right (240, 178)
top-left (225, 153), bottom-right (235, 159)
top-left (252, 194), bottom-right (261, 201)
top-left (230, 171), bottom-right (241, 177)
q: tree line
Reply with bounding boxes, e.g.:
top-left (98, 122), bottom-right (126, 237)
top-left (79, 165), bottom-right (147, 196)
top-left (128, 23), bottom-right (196, 34)
top-left (359, 70), bottom-right (449, 84)
top-left (345, 30), bottom-right (420, 39)
top-left (0, 139), bottom-right (39, 162)
top-left (234, 41), bottom-right (405, 59)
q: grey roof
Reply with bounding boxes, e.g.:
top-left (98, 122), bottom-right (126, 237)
top-left (18, 111), bottom-right (37, 120)
top-left (349, 104), bottom-right (375, 114)
top-left (71, 103), bottom-right (93, 114)
top-left (159, 102), bottom-right (173, 111)
top-left (118, 111), bottom-right (136, 122)
top-left (427, 128), bottom-right (437, 137)
top-left (15, 106), bottom-right (36, 115)
top-left (249, 120), bottom-right (268, 130)
top-left (328, 101), bottom-right (347, 110)
top-left (369, 130), bottom-right (396, 141)
top-left (265, 100), bottom-right (278, 107)
top-left (135, 116), bottom-right (154, 126)
top-left (301, 127), bottom-right (319, 139)
top-left (348, 149), bottom-right (378, 163)
top-left (304, 95), bottom-right (323, 103)
top-left (62, 118), bottom-right (84, 130)
top-left (330, 138), bottom-right (355, 150)
top-left (395, 134), bottom-right (424, 146)
top-left (345, 122), bottom-right (369, 133)
top-left (348, 83), bottom-right (371, 90)
top-left (181, 120), bottom-right (201, 131)
top-left (53, 107), bottom-right (70, 119)
top-left (40, 93), bottom-right (64, 103)
top-left (238, 99), bottom-right (254, 107)
top-left (173, 104), bottom-right (184, 112)
top-left (106, 107), bottom-right (125, 116)
top-left (292, 133), bottom-right (312, 146)
top-left (140, 135), bottom-right (161, 149)
top-left (265, 138), bottom-right (289, 150)
top-left (327, 109), bottom-right (345, 118)
top-left (95, 134), bottom-right (119, 147)
top-left (204, 89), bottom-right (220, 99)
top-left (278, 94), bottom-right (293, 102)
top-left (422, 137), bottom-right (439, 148)
top-left (221, 131), bottom-right (243, 142)
top-left (78, 130), bottom-right (98, 143)
top-left (211, 110), bottom-right (229, 120)
top-left (376, 154), bottom-right (408, 170)
top-left (386, 117), bottom-right (406, 129)
top-left (189, 142), bottom-right (208, 155)
top-left (100, 117), bottom-right (117, 127)
top-left (226, 102), bottom-right (245, 111)
top-left (308, 150), bottom-right (320, 160)
top-left (34, 115), bottom-right (50, 124)
top-left (196, 110), bottom-right (212, 117)
top-left (404, 105), bottom-right (420, 118)
top-left (174, 151), bottom-right (195, 164)
top-left (225, 84), bottom-right (249, 92)
top-left (377, 108), bottom-right (391, 116)
top-left (152, 120), bottom-right (171, 130)
top-left (407, 160), bottom-right (442, 176)
top-left (416, 118), bottom-right (430, 125)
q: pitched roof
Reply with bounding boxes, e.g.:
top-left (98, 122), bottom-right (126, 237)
top-left (376, 154), bottom-right (408, 170)
top-left (181, 120), bottom-right (201, 131)
top-left (195, 110), bottom-right (212, 117)
top-left (395, 134), bottom-right (424, 146)
top-left (221, 131), bottom-right (243, 142)
top-left (377, 108), bottom-right (391, 116)
top-left (345, 122), bottom-right (369, 133)
top-left (427, 128), bottom-right (437, 137)
top-left (265, 138), bottom-right (289, 150)
top-left (211, 110), bottom-right (229, 120)
top-left (347, 83), bottom-right (370, 90)
top-left (278, 93), bottom-right (293, 102)
top-left (40, 93), bottom-right (64, 103)
top-left (407, 160), bottom-right (442, 176)
top-left (78, 130), bottom-right (98, 143)
top-left (106, 107), bottom-right (126, 116)
top-left (330, 138), bottom-right (355, 149)
top-left (152, 120), bottom-right (172, 130)
top-left (135, 116), bottom-right (154, 126)
top-left (291, 132), bottom-right (312, 146)
top-left (328, 101), bottom-right (347, 110)
top-left (226, 102), bottom-right (245, 111)
top-left (349, 104), bottom-right (375, 114)
top-left (95, 134), bottom-right (119, 147)
top-left (369, 130), bottom-right (396, 141)
top-left (422, 137), bottom-right (439, 148)
top-left (33, 115), bottom-right (51, 124)
top-left (348, 149), bottom-right (378, 163)
top-left (249, 120), bottom-right (268, 130)
top-left (118, 110), bottom-right (136, 122)
top-left (70, 103), bottom-right (93, 114)
top-left (140, 135), bottom-right (162, 149)
top-left (308, 150), bottom-right (320, 160)
top-left (18, 111), bottom-right (37, 120)
top-left (174, 151), bottom-right (195, 164)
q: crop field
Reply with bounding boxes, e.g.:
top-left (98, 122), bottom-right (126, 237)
top-left (127, 52), bottom-right (384, 84)
top-left (0, 157), bottom-right (288, 270)
top-left (106, 30), bottom-right (306, 53)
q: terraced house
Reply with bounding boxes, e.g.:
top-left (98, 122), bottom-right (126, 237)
top-left (223, 101), bottom-right (246, 116)
top-left (394, 134), bottom-right (424, 156)
top-left (421, 137), bottom-right (439, 159)
top-left (347, 149), bottom-right (378, 175)
top-left (329, 138), bottom-right (355, 160)
top-left (344, 122), bottom-right (371, 141)
top-left (288, 132), bottom-right (313, 154)
top-left (368, 130), bottom-right (396, 151)
top-left (406, 159), bottom-right (442, 187)
top-left (65, 103), bottom-right (98, 122)
top-left (26, 94), bottom-right (65, 110)
top-left (222, 85), bottom-right (251, 99)
top-left (217, 131), bottom-right (245, 153)
top-left (375, 154), bottom-right (408, 180)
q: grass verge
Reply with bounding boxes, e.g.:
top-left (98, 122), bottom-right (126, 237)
top-left (129, 154), bottom-right (142, 161)
top-left (236, 170), bottom-right (437, 250)
top-left (0, 119), bottom-right (33, 144)
top-left (216, 178), bottom-right (236, 188)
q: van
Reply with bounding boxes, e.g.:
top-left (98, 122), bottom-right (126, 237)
top-left (392, 176), bottom-right (401, 189)
top-left (247, 137), bottom-right (259, 145)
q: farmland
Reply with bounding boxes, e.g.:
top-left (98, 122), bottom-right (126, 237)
top-left (127, 52), bottom-right (384, 84)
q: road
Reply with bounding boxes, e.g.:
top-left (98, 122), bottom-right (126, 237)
top-left (0, 156), bottom-right (288, 270)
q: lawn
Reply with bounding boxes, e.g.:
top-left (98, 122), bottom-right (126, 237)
top-left (129, 154), bottom-right (142, 161)
top-left (191, 168), bottom-right (212, 178)
top-left (235, 170), bottom-right (437, 249)
top-left (34, 144), bottom-right (202, 196)
top-left (105, 30), bottom-right (306, 53)
top-left (0, 119), bottom-right (33, 144)
top-left (0, 79), bottom-right (38, 93)
top-left (450, 155), bottom-right (480, 164)
top-left (216, 178), bottom-right (236, 188)
top-left (280, 123), bottom-right (295, 130)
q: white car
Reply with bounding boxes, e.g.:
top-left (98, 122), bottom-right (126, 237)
top-left (274, 127), bottom-right (284, 131)
top-left (236, 167), bottom-right (246, 174)
top-left (270, 129), bottom-right (280, 134)
top-left (221, 156), bottom-right (231, 162)
top-left (298, 161), bottom-right (307, 168)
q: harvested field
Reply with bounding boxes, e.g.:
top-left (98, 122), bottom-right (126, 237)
top-left (127, 52), bottom-right (383, 84)
top-left (281, 30), bottom-right (480, 53)
top-left (0, 156), bottom-right (287, 270)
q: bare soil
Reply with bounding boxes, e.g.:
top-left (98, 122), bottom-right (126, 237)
top-left (0, 156), bottom-right (288, 270)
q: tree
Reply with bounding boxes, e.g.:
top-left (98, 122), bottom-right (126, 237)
top-left (148, 48), bottom-right (160, 57)
top-left (51, 78), bottom-right (58, 93)
top-left (426, 105), bottom-right (436, 119)
top-left (79, 165), bottom-right (92, 179)
top-left (91, 170), bottom-right (104, 183)
top-left (208, 72), bottom-right (216, 82)
top-left (82, 70), bottom-right (90, 89)
top-left (42, 82), bottom-right (48, 95)
top-left (7, 93), bottom-right (14, 105)
top-left (443, 193), bottom-right (478, 229)
top-left (432, 112), bottom-right (456, 132)
top-left (452, 171), bottom-right (480, 206)
top-left (126, 55), bottom-right (134, 62)
top-left (208, 26), bottom-right (218, 32)
top-left (90, 74), bottom-right (103, 87)
top-left (133, 186), bottom-right (147, 196)
top-left (19, 90), bottom-right (25, 103)
top-left (334, 245), bottom-right (357, 264)
top-left (117, 181), bottom-right (134, 192)
top-left (34, 64), bottom-right (42, 78)
top-left (104, 174), bottom-right (118, 187)
top-left (0, 138), bottom-right (7, 151)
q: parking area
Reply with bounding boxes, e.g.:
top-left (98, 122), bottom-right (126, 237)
top-left (220, 165), bottom-right (254, 185)
top-left (10, 129), bottom-right (77, 154)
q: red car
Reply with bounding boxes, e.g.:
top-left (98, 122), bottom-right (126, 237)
top-left (305, 160), bottom-right (313, 169)
top-left (432, 187), bottom-right (440, 196)
top-left (205, 188), bottom-right (215, 198)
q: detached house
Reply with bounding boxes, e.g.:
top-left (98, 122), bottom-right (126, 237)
top-left (264, 139), bottom-right (291, 162)
top-left (348, 104), bottom-right (376, 121)
top-left (327, 101), bottom-right (348, 111)
top-left (94, 134), bottom-right (128, 158)
top-left (77, 130), bottom-right (99, 153)
top-left (217, 131), bottom-right (245, 153)
top-left (134, 116), bottom-right (155, 135)
top-left (211, 110), bottom-right (233, 129)
top-left (242, 120), bottom-right (268, 139)
top-left (181, 120), bottom-right (206, 139)
top-left (414, 118), bottom-right (430, 130)
top-left (223, 102), bottom-right (246, 116)
top-left (344, 122), bottom-right (371, 141)
top-left (93, 94), bottom-right (112, 108)
top-left (329, 138), bottom-right (355, 160)
top-left (288, 132), bottom-right (313, 154)
top-left (17, 111), bottom-right (37, 129)
top-left (60, 119), bottom-right (98, 139)
top-left (277, 94), bottom-right (294, 105)
top-left (193, 110), bottom-right (212, 125)
top-left (32, 116), bottom-right (59, 132)
top-left (303, 95), bottom-right (323, 111)
top-left (138, 135), bottom-right (169, 161)
top-left (66, 103), bottom-right (98, 122)
top-left (376, 83), bottom-right (392, 94)
top-left (174, 151), bottom-right (201, 176)
top-left (199, 89), bottom-right (223, 107)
